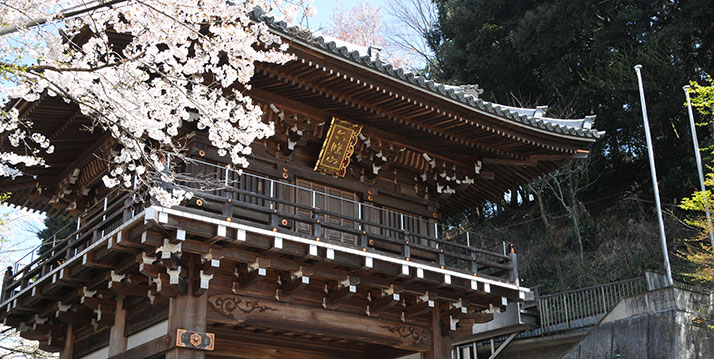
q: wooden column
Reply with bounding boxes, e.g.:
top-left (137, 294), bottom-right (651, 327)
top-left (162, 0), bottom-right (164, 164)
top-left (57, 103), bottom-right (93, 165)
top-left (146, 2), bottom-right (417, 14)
top-left (108, 295), bottom-right (128, 356)
top-left (422, 303), bottom-right (450, 359)
top-left (166, 255), bottom-right (208, 359)
top-left (60, 324), bottom-right (73, 359)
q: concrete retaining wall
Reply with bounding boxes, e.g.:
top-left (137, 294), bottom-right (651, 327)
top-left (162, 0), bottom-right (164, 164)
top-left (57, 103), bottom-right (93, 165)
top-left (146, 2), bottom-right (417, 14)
top-left (561, 287), bottom-right (714, 359)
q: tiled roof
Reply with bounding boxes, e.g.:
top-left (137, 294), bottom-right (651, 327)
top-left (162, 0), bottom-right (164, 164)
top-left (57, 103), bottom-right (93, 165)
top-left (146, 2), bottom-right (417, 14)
top-left (251, 8), bottom-right (603, 140)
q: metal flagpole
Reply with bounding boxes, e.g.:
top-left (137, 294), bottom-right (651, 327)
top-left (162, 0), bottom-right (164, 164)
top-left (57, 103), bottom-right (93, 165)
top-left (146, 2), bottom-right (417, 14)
top-left (634, 65), bottom-right (673, 286)
top-left (683, 85), bottom-right (714, 254)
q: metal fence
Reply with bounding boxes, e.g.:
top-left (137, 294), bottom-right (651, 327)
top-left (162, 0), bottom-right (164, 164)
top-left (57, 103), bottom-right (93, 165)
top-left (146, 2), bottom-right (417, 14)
top-left (527, 277), bottom-right (648, 336)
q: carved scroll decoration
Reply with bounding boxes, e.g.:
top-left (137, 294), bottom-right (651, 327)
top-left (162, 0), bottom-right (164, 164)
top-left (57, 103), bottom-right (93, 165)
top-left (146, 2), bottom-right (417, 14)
top-left (208, 294), bottom-right (277, 320)
top-left (378, 324), bottom-right (429, 345)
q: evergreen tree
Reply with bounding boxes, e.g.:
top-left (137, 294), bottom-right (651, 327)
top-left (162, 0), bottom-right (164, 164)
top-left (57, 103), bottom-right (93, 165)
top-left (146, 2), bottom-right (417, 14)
top-left (36, 216), bottom-right (73, 257)
top-left (430, 0), bottom-right (714, 202)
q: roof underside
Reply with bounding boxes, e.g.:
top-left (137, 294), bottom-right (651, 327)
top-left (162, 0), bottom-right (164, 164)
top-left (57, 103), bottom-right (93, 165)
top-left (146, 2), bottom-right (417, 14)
top-left (251, 61), bottom-right (580, 214)
top-left (1, 14), bottom-right (601, 216)
top-left (1, 97), bottom-right (107, 215)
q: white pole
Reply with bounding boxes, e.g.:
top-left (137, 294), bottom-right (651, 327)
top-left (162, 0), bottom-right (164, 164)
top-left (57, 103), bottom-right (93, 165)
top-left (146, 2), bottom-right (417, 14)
top-left (634, 65), bottom-right (673, 286)
top-left (683, 85), bottom-right (714, 254)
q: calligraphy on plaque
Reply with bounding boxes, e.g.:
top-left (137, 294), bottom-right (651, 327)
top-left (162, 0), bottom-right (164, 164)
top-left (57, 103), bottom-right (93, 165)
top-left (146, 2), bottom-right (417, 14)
top-left (314, 117), bottom-right (362, 177)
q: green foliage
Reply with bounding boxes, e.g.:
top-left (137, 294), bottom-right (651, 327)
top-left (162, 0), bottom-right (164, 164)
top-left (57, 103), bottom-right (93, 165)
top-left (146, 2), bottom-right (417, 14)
top-left (431, 0), bottom-right (714, 203)
top-left (428, 0), bottom-right (714, 290)
top-left (679, 79), bottom-right (714, 283)
top-left (36, 216), bottom-right (73, 256)
top-left (688, 76), bottom-right (714, 117)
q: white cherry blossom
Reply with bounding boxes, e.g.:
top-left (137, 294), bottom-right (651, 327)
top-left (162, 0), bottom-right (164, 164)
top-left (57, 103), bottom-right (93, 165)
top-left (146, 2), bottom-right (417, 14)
top-left (0, 0), bottom-right (301, 207)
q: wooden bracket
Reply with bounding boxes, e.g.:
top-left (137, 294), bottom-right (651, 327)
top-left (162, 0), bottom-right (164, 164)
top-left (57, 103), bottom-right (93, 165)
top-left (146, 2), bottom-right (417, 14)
top-left (405, 300), bottom-right (435, 319)
top-left (201, 254), bottom-right (220, 275)
top-left (167, 267), bottom-right (187, 295)
top-left (324, 283), bottom-right (357, 310)
top-left (369, 292), bottom-right (400, 315)
top-left (154, 273), bottom-right (178, 298)
top-left (193, 270), bottom-right (213, 297)
top-left (158, 239), bottom-right (182, 270)
top-left (279, 274), bottom-right (309, 298)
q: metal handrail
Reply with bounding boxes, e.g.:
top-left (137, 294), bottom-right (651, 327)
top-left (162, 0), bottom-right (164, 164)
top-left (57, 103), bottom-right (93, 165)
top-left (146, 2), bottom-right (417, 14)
top-left (4, 189), bottom-right (143, 300)
top-left (534, 277), bottom-right (647, 335)
top-left (538, 277), bottom-right (647, 298)
top-left (176, 155), bottom-right (510, 259)
top-left (11, 189), bottom-right (124, 275)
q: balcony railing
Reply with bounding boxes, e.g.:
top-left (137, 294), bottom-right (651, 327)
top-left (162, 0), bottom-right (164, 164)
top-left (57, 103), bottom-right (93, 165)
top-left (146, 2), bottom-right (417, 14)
top-left (171, 156), bottom-right (515, 279)
top-left (2, 188), bottom-right (147, 303)
top-left (3, 155), bottom-right (518, 305)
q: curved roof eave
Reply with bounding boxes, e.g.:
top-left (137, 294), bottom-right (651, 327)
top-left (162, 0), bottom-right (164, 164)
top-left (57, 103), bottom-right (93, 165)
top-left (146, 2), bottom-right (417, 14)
top-left (250, 8), bottom-right (603, 144)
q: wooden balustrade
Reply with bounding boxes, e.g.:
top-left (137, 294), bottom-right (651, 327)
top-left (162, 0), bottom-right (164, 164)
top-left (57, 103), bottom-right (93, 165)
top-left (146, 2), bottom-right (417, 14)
top-left (170, 165), bottom-right (513, 281)
top-left (1, 189), bottom-right (147, 305)
top-left (1, 162), bottom-right (518, 308)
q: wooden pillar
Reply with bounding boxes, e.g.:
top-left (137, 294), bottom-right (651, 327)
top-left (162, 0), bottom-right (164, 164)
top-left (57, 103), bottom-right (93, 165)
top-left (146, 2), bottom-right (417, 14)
top-left (421, 302), bottom-right (451, 359)
top-left (166, 256), bottom-right (208, 359)
top-left (108, 295), bottom-right (128, 356)
top-left (60, 323), bottom-right (73, 359)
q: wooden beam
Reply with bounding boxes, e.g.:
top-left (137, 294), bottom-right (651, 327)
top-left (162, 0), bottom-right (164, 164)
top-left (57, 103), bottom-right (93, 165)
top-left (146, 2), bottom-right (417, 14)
top-left (59, 323), bottom-right (73, 359)
top-left (108, 281), bottom-right (149, 298)
top-left (108, 295), bottom-right (127, 356)
top-left (422, 303), bottom-right (450, 359)
top-left (207, 293), bottom-right (431, 351)
top-left (166, 255), bottom-right (208, 359)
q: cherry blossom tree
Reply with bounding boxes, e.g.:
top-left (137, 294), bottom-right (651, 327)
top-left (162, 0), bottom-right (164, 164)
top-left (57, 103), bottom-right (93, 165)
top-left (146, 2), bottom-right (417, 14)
top-left (0, 0), bottom-right (299, 207)
top-left (324, 2), bottom-right (417, 69)
top-left (325, 3), bottom-right (384, 50)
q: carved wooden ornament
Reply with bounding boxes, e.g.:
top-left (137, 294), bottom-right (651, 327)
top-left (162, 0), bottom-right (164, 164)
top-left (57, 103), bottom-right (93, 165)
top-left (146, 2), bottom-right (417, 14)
top-left (378, 324), bottom-right (429, 345)
top-left (208, 294), bottom-right (277, 320)
top-left (176, 329), bottom-right (215, 350)
top-left (314, 117), bottom-right (362, 177)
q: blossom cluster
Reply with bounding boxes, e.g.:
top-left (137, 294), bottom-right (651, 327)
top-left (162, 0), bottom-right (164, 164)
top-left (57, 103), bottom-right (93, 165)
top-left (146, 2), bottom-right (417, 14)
top-left (0, 0), bottom-right (297, 206)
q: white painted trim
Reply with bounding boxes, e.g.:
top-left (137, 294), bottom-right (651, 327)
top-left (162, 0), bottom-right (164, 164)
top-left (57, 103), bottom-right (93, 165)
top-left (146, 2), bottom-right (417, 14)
top-left (127, 319), bottom-right (168, 350)
top-left (154, 206), bottom-right (529, 294)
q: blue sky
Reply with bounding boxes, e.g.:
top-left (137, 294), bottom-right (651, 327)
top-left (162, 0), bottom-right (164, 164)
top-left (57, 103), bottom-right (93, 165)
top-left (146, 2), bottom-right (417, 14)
top-left (308, 0), bottom-right (381, 30)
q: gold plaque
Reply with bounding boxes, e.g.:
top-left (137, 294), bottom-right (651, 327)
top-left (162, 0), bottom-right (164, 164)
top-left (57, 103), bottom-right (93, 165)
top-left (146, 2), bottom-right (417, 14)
top-left (314, 117), bottom-right (362, 177)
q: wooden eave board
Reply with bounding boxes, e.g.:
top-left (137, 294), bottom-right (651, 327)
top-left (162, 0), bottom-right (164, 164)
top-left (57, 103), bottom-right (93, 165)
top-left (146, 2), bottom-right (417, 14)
top-left (250, 63), bottom-right (584, 213)
top-left (280, 42), bottom-right (595, 152)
